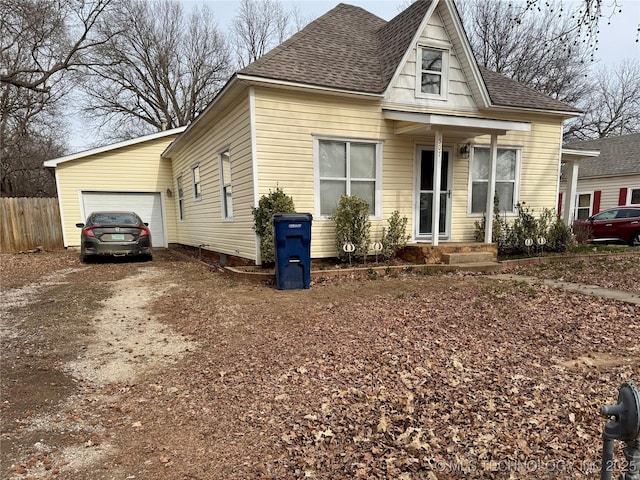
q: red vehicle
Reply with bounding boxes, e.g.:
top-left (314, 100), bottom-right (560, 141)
top-left (573, 206), bottom-right (640, 246)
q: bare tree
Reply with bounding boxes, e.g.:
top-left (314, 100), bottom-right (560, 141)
top-left (462, 0), bottom-right (592, 105)
top-left (0, 0), bottom-right (116, 94)
top-left (80, 0), bottom-right (232, 140)
top-left (231, 0), bottom-right (309, 68)
top-left (0, 0), bottom-right (110, 196)
top-left (564, 60), bottom-right (640, 140)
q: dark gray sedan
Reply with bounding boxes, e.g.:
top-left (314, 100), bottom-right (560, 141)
top-left (76, 212), bottom-right (152, 262)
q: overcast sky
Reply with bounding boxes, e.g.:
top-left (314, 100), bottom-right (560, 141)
top-left (67, 0), bottom-right (640, 152)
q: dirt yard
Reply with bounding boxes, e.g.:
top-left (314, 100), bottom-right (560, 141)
top-left (1, 249), bottom-right (638, 479)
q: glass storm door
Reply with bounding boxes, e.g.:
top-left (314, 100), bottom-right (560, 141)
top-left (417, 148), bottom-right (451, 238)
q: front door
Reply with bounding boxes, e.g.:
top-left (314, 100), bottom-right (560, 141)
top-left (415, 147), bottom-right (452, 240)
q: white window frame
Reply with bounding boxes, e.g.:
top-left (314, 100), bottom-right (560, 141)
top-left (575, 191), bottom-right (594, 220)
top-left (177, 175), bottom-right (184, 221)
top-left (416, 45), bottom-right (449, 100)
top-left (313, 136), bottom-right (383, 220)
top-left (467, 145), bottom-right (521, 216)
top-left (627, 186), bottom-right (640, 205)
top-left (219, 148), bottom-right (233, 220)
top-left (191, 165), bottom-right (202, 201)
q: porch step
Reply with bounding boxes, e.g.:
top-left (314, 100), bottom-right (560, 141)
top-left (442, 251), bottom-right (496, 265)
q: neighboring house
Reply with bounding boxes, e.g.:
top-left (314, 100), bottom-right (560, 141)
top-left (46, 0), bottom-right (582, 264)
top-left (559, 133), bottom-right (640, 221)
top-left (43, 128), bottom-right (185, 249)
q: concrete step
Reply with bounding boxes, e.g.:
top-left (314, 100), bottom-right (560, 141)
top-left (450, 262), bottom-right (502, 272)
top-left (442, 251), bottom-right (496, 265)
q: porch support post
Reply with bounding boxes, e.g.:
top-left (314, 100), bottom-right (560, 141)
top-left (563, 159), bottom-right (579, 226)
top-left (431, 129), bottom-right (443, 247)
top-left (484, 134), bottom-right (498, 244)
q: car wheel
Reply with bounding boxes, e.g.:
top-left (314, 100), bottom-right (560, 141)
top-left (631, 231), bottom-right (640, 247)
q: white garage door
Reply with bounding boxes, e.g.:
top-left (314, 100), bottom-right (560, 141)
top-left (81, 192), bottom-right (166, 247)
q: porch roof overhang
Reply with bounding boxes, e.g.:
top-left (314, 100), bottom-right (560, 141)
top-left (561, 148), bottom-right (600, 161)
top-left (383, 110), bottom-right (531, 138)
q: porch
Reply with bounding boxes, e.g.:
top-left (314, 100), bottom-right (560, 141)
top-left (397, 242), bottom-right (498, 266)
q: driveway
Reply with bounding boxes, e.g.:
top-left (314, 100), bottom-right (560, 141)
top-left (1, 250), bottom-right (638, 479)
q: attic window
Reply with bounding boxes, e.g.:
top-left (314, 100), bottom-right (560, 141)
top-left (417, 46), bottom-right (448, 98)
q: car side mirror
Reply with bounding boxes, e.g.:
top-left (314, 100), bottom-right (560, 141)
top-left (144, 222), bottom-right (149, 226)
top-left (76, 223), bottom-right (85, 228)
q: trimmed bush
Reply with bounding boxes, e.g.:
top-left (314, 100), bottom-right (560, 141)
top-left (252, 187), bottom-right (296, 264)
top-left (381, 210), bottom-right (409, 259)
top-left (474, 202), bottom-right (573, 256)
top-left (332, 195), bottom-right (371, 261)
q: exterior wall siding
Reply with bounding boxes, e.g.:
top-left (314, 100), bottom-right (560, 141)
top-left (54, 135), bottom-right (179, 247)
top-left (253, 86), bottom-right (564, 258)
top-left (559, 174), bottom-right (640, 216)
top-left (385, 8), bottom-right (477, 111)
top-left (169, 91), bottom-right (256, 260)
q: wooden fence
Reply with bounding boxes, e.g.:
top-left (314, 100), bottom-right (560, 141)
top-left (0, 197), bottom-right (63, 253)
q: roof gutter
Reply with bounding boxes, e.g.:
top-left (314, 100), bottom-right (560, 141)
top-left (236, 74), bottom-right (385, 99)
top-left (488, 104), bottom-right (583, 119)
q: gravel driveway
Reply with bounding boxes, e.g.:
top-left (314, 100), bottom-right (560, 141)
top-left (1, 250), bottom-right (638, 479)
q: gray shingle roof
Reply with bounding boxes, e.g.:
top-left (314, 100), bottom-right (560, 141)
top-left (240, 0), bottom-right (580, 113)
top-left (479, 67), bottom-right (581, 113)
top-left (564, 134), bottom-right (640, 178)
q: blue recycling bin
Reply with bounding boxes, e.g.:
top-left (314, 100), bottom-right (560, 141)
top-left (273, 213), bottom-right (312, 290)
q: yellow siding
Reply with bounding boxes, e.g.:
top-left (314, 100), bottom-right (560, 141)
top-left (170, 91), bottom-right (256, 260)
top-left (55, 135), bottom-right (179, 248)
top-left (386, 7), bottom-right (477, 111)
top-left (560, 174), bottom-right (640, 213)
top-left (254, 87), bottom-right (564, 258)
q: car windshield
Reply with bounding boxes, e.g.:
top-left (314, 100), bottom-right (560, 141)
top-left (91, 213), bottom-right (139, 225)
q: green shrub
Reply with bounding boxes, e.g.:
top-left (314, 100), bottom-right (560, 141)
top-left (332, 195), bottom-right (371, 261)
top-left (473, 202), bottom-right (572, 256)
top-left (544, 211), bottom-right (574, 252)
top-left (381, 210), bottom-right (409, 259)
top-left (252, 187), bottom-right (296, 264)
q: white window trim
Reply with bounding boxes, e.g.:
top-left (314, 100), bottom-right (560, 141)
top-left (191, 164), bottom-right (202, 202)
top-left (218, 148), bottom-right (233, 221)
top-left (415, 45), bottom-right (449, 100)
top-left (176, 175), bottom-right (184, 221)
top-left (467, 145), bottom-right (522, 217)
top-left (627, 186), bottom-right (640, 205)
top-left (575, 191), bottom-right (594, 220)
top-left (313, 135), bottom-right (383, 221)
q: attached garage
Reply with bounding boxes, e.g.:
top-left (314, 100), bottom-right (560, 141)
top-left (44, 127), bottom-right (185, 249)
top-left (80, 192), bottom-right (166, 247)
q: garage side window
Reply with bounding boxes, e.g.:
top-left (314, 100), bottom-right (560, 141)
top-left (177, 176), bottom-right (184, 220)
top-left (192, 165), bottom-right (201, 200)
top-left (219, 149), bottom-right (233, 219)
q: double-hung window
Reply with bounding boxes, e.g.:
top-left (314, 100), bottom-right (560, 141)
top-left (219, 149), bottom-right (233, 219)
top-left (177, 176), bottom-right (184, 220)
top-left (470, 147), bottom-right (520, 214)
top-left (317, 138), bottom-right (380, 217)
top-left (192, 165), bottom-right (201, 200)
top-left (417, 46), bottom-right (448, 98)
top-left (575, 192), bottom-right (593, 220)
top-left (628, 187), bottom-right (640, 205)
